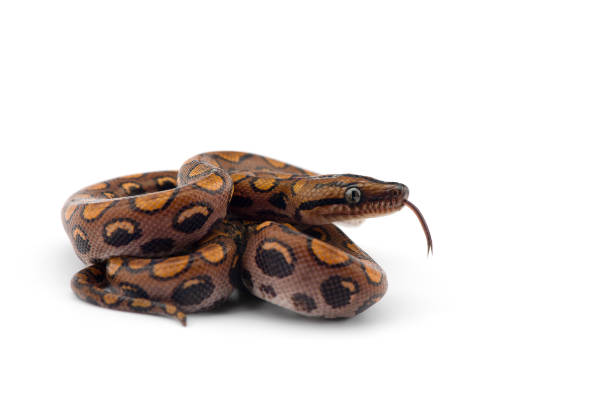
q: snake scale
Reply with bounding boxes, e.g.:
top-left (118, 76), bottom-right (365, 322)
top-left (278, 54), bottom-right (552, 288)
top-left (62, 151), bottom-right (432, 325)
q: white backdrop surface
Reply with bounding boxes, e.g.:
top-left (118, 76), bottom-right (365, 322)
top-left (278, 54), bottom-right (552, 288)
top-left (1, 1), bottom-right (610, 407)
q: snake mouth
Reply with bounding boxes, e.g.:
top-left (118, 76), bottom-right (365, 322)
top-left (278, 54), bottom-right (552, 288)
top-left (333, 197), bottom-right (405, 219)
top-left (312, 195), bottom-right (407, 225)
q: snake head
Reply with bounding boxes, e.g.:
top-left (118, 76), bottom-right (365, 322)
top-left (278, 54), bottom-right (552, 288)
top-left (294, 174), bottom-right (408, 223)
top-left (294, 174), bottom-right (432, 254)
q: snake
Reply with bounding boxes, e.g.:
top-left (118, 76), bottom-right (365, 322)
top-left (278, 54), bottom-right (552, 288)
top-left (62, 151), bottom-right (432, 325)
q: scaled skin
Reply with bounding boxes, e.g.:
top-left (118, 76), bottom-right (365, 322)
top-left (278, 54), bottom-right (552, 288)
top-left (65, 151), bottom-right (428, 324)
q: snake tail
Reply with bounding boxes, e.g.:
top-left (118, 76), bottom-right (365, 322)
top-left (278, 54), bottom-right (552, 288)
top-left (71, 265), bottom-right (188, 326)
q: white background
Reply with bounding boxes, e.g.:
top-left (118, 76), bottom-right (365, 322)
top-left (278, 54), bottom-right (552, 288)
top-left (1, 1), bottom-right (610, 407)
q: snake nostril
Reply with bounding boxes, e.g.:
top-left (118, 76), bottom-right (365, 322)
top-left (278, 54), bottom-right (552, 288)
top-left (389, 183), bottom-right (409, 199)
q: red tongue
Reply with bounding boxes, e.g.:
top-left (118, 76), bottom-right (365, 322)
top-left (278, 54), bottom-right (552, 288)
top-left (404, 200), bottom-right (433, 255)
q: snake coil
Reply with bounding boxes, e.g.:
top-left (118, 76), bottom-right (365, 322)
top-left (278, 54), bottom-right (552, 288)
top-left (62, 151), bottom-right (431, 325)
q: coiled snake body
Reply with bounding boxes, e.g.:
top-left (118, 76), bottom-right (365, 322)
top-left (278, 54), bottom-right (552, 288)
top-left (62, 152), bottom-right (431, 325)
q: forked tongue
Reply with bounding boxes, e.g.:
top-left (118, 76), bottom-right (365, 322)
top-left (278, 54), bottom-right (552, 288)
top-left (404, 200), bottom-right (433, 255)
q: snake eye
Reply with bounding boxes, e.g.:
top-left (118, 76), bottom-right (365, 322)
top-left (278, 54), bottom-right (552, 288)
top-left (345, 187), bottom-right (362, 204)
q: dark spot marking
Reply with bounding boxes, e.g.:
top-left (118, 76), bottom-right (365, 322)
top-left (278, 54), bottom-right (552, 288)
top-left (231, 195), bottom-right (253, 208)
top-left (78, 266), bottom-right (104, 285)
top-left (73, 227), bottom-right (90, 254)
top-left (268, 192), bottom-right (288, 210)
top-left (119, 283), bottom-right (149, 299)
top-left (156, 178), bottom-right (176, 191)
top-left (320, 275), bottom-right (359, 308)
top-left (172, 202), bottom-right (212, 233)
top-left (355, 295), bottom-right (382, 315)
top-left (291, 293), bottom-right (317, 312)
top-left (103, 218), bottom-right (142, 247)
top-left (121, 182), bottom-right (145, 196)
top-left (140, 238), bottom-right (174, 254)
top-left (259, 284), bottom-right (277, 298)
top-left (171, 276), bottom-right (215, 306)
top-left (255, 239), bottom-right (296, 278)
top-left (303, 226), bottom-right (329, 242)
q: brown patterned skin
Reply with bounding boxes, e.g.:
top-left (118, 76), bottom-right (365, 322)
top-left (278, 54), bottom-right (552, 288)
top-left (242, 221), bottom-right (387, 318)
top-left (64, 151), bottom-right (424, 325)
